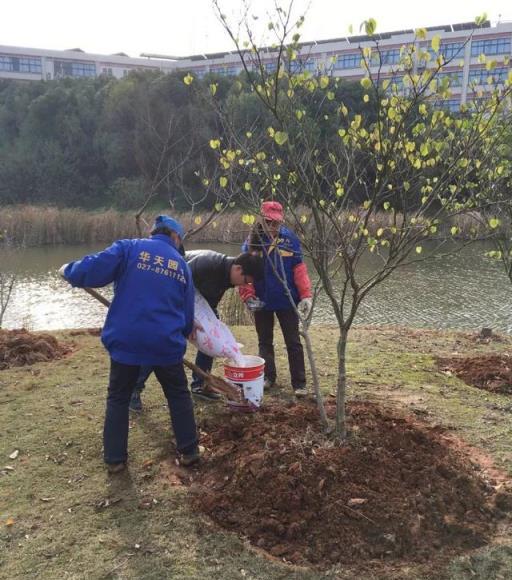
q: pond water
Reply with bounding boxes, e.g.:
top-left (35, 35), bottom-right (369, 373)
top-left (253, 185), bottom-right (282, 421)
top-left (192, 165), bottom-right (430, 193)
top-left (1, 242), bottom-right (510, 332)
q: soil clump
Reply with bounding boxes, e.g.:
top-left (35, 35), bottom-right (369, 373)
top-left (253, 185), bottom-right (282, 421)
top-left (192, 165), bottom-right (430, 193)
top-left (190, 401), bottom-right (501, 568)
top-left (438, 354), bottom-right (512, 395)
top-left (0, 328), bottom-right (70, 369)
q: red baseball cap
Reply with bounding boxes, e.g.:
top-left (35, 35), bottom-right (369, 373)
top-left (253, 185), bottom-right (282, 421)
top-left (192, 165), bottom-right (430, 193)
top-left (261, 201), bottom-right (284, 222)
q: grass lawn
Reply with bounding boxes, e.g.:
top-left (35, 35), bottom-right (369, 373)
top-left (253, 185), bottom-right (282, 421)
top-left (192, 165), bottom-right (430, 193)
top-left (1, 325), bottom-right (511, 579)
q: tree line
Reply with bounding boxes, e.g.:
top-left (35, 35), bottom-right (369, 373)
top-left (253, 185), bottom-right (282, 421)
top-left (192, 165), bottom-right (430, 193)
top-left (0, 71), bottom-right (366, 210)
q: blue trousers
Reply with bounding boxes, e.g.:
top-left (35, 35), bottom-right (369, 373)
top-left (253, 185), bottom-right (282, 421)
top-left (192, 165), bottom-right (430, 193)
top-left (104, 358), bottom-right (198, 464)
top-left (136, 349), bottom-right (213, 392)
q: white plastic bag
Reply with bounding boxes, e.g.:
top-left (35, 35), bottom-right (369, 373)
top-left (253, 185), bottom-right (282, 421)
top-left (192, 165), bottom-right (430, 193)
top-left (190, 292), bottom-right (245, 365)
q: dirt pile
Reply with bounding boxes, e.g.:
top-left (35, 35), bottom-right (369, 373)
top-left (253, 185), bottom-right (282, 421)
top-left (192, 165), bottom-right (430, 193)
top-left (191, 401), bottom-right (499, 567)
top-left (439, 354), bottom-right (512, 395)
top-left (0, 329), bottom-right (70, 369)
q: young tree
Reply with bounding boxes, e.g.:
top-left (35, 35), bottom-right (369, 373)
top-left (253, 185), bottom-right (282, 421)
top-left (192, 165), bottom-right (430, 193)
top-left (205, 1), bottom-right (512, 439)
top-left (0, 273), bottom-right (16, 328)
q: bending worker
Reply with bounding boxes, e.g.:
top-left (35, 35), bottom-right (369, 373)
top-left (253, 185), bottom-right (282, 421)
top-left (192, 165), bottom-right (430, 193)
top-left (60, 215), bottom-right (200, 471)
top-left (130, 249), bottom-right (265, 410)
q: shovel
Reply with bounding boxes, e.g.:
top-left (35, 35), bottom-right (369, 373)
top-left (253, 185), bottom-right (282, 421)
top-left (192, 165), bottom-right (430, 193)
top-left (82, 287), bottom-right (242, 401)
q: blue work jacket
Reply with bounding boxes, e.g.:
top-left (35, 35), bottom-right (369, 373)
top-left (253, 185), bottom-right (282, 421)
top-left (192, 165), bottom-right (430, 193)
top-left (64, 234), bottom-right (194, 366)
top-left (243, 226), bottom-right (303, 311)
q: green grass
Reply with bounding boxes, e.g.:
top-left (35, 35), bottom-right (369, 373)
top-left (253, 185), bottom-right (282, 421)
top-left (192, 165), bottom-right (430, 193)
top-left (1, 326), bottom-right (511, 579)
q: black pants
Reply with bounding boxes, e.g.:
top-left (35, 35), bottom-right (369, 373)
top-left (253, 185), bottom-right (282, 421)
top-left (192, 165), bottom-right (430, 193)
top-left (103, 359), bottom-right (198, 464)
top-left (253, 308), bottom-right (306, 390)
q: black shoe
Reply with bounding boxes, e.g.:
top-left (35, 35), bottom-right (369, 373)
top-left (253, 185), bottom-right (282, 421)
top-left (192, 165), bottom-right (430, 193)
top-left (263, 379), bottom-right (276, 390)
top-left (191, 386), bottom-right (221, 401)
top-left (129, 390), bottom-right (143, 412)
top-left (179, 450), bottom-right (201, 467)
top-left (106, 462), bottom-right (126, 474)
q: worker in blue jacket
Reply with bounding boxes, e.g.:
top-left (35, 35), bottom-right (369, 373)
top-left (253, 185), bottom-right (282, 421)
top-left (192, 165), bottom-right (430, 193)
top-left (59, 215), bottom-right (199, 472)
top-left (239, 201), bottom-right (312, 397)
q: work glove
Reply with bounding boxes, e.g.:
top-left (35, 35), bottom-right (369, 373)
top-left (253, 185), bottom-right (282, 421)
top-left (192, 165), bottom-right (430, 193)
top-left (297, 298), bottom-right (313, 318)
top-left (246, 297), bottom-right (265, 312)
top-left (58, 263), bottom-right (69, 279)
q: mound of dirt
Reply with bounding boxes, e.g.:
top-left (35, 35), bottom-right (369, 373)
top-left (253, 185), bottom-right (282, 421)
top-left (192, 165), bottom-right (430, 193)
top-left (190, 401), bottom-right (498, 567)
top-left (0, 329), bottom-right (70, 369)
top-left (439, 354), bottom-right (512, 395)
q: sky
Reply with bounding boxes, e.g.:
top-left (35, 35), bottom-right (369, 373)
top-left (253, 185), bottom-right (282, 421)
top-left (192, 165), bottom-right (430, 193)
top-left (1, 0), bottom-right (511, 58)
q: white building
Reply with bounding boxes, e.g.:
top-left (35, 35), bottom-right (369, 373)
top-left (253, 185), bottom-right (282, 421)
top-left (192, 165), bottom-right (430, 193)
top-left (1, 20), bottom-right (511, 109)
top-left (170, 20), bottom-right (512, 109)
top-left (0, 45), bottom-right (176, 81)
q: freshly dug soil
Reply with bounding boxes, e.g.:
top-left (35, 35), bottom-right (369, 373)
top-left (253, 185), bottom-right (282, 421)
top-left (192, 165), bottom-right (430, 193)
top-left (438, 354), bottom-right (512, 395)
top-left (191, 401), bottom-right (498, 567)
top-left (0, 329), bottom-right (70, 369)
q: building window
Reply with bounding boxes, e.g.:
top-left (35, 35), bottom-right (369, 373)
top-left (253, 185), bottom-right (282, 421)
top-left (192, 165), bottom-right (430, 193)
top-left (372, 48), bottom-right (401, 67)
top-left (211, 66), bottom-right (240, 76)
top-left (437, 71), bottom-right (463, 87)
top-left (470, 37), bottom-right (511, 57)
top-left (54, 60), bottom-right (96, 78)
top-left (440, 42), bottom-right (465, 61)
top-left (334, 53), bottom-right (360, 70)
top-left (468, 66), bottom-right (509, 86)
top-left (436, 98), bottom-right (460, 112)
top-left (0, 54), bottom-right (42, 74)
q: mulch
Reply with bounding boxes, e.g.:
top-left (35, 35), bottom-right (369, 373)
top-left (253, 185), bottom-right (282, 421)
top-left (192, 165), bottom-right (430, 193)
top-left (188, 400), bottom-right (504, 568)
top-left (0, 328), bottom-right (71, 369)
top-left (438, 354), bottom-right (512, 395)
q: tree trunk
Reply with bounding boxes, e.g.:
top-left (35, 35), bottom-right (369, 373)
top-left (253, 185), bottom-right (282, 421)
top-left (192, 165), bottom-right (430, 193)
top-left (300, 326), bottom-right (329, 430)
top-left (335, 328), bottom-right (349, 440)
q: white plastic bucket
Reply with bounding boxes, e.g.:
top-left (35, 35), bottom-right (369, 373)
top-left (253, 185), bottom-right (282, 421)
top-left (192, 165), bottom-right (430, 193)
top-left (224, 355), bottom-right (265, 407)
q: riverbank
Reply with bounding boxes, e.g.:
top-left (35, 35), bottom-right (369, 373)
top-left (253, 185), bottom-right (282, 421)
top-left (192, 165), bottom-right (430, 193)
top-left (1, 325), bottom-right (511, 578)
top-left (0, 205), bottom-right (490, 247)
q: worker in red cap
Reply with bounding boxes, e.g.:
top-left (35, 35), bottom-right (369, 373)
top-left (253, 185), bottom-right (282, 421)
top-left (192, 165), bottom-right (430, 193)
top-left (239, 201), bottom-right (312, 397)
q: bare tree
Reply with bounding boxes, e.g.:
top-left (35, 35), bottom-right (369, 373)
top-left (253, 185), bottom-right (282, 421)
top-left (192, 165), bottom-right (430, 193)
top-left (0, 273), bottom-right (16, 328)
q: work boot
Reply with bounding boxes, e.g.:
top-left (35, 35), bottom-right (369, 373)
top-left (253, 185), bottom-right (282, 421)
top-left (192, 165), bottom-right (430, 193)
top-left (191, 386), bottom-right (221, 401)
top-left (129, 390), bottom-right (143, 412)
top-left (294, 387), bottom-right (308, 398)
top-left (263, 379), bottom-right (276, 390)
top-left (106, 462), bottom-right (126, 474)
top-left (179, 449), bottom-right (201, 467)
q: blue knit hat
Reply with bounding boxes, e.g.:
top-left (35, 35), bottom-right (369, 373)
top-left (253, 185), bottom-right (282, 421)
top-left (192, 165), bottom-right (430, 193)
top-left (152, 215), bottom-right (184, 239)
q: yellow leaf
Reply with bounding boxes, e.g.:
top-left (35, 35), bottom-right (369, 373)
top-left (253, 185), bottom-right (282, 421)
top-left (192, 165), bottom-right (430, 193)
top-left (416, 246), bottom-right (423, 254)
top-left (209, 139), bottom-right (220, 149)
top-left (209, 83), bottom-right (217, 96)
top-left (300, 215), bottom-right (307, 224)
top-left (319, 76), bottom-right (329, 89)
top-left (489, 218), bottom-right (500, 229)
top-left (244, 182), bottom-right (252, 191)
top-left (377, 228), bottom-right (384, 237)
top-left (214, 203), bottom-right (222, 212)
top-left (431, 35), bottom-right (441, 53)
top-left (219, 176), bottom-right (228, 188)
top-left (5, 517), bottom-right (15, 527)
top-left (361, 77), bottom-right (372, 90)
top-left (183, 73), bottom-right (194, 85)
top-left (194, 216), bottom-right (202, 225)
top-left (363, 94), bottom-right (369, 103)
top-left (274, 131), bottom-right (288, 146)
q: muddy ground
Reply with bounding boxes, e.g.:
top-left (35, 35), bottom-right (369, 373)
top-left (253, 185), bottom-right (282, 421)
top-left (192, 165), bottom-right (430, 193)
top-left (190, 400), bottom-right (510, 569)
top-left (0, 328), bottom-right (70, 369)
top-left (438, 354), bottom-right (512, 395)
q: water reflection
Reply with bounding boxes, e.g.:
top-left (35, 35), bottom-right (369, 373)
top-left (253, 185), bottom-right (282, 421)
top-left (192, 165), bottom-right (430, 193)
top-left (1, 242), bottom-right (510, 332)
